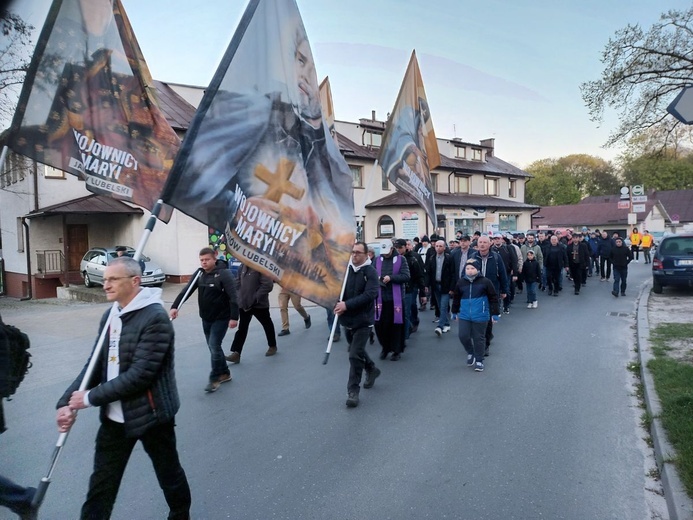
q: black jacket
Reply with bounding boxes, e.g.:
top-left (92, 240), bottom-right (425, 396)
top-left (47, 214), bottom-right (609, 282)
top-left (544, 244), bottom-right (568, 270)
top-left (567, 241), bottom-right (591, 267)
top-left (522, 258), bottom-right (542, 283)
top-left (403, 250), bottom-right (425, 293)
top-left (609, 245), bottom-right (633, 268)
top-left (375, 251), bottom-right (411, 302)
top-left (172, 265), bottom-right (239, 322)
top-left (426, 252), bottom-right (456, 293)
top-left (338, 263), bottom-right (379, 330)
top-left (58, 291), bottom-right (180, 438)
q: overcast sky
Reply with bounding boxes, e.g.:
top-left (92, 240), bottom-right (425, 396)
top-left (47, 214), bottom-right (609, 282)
top-left (9, 0), bottom-right (691, 168)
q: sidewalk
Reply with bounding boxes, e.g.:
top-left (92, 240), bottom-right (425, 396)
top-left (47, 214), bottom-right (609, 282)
top-left (638, 281), bottom-right (693, 520)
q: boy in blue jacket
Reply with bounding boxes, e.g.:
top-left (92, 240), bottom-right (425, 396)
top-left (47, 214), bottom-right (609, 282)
top-left (451, 258), bottom-right (500, 372)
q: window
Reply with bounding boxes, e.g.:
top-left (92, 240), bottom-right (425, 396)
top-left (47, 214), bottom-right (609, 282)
top-left (349, 165), bottom-right (363, 188)
top-left (453, 218), bottom-right (481, 235)
top-left (485, 177), bottom-right (499, 196)
top-left (45, 165), bottom-right (65, 179)
top-left (455, 146), bottom-right (466, 159)
top-left (381, 168), bottom-right (390, 190)
top-left (1, 153), bottom-right (27, 188)
top-left (472, 148), bottom-right (482, 161)
top-left (16, 218), bottom-right (24, 252)
top-left (431, 173), bottom-right (438, 193)
top-left (363, 131), bottom-right (382, 147)
top-left (377, 215), bottom-right (395, 238)
top-left (509, 179), bottom-right (517, 198)
top-left (499, 214), bottom-right (518, 232)
top-left (454, 175), bottom-right (469, 194)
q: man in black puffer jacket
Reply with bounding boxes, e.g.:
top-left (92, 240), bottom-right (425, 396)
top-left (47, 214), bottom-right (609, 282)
top-left (57, 257), bottom-right (191, 520)
top-left (334, 241), bottom-right (380, 408)
top-left (170, 247), bottom-right (239, 393)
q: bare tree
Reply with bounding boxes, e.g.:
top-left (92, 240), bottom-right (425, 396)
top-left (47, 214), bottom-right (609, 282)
top-left (0, 9), bottom-right (34, 128)
top-left (581, 7), bottom-right (693, 149)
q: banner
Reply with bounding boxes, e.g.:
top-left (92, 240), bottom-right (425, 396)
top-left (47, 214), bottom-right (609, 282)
top-left (378, 50), bottom-right (440, 226)
top-left (8, 0), bottom-right (179, 221)
top-left (162, 0), bottom-right (355, 307)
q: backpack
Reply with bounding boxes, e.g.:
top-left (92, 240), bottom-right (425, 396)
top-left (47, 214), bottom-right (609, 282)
top-left (1, 322), bottom-right (32, 398)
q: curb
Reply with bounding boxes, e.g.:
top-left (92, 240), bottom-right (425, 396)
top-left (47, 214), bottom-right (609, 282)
top-left (637, 281), bottom-right (693, 520)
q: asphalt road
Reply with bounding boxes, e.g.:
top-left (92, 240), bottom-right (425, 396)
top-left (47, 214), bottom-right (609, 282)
top-left (0, 262), bottom-right (665, 520)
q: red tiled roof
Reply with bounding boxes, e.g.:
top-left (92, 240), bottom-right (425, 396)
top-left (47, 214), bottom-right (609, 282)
top-left (152, 80), bottom-right (197, 131)
top-left (25, 194), bottom-right (143, 219)
top-left (532, 201), bottom-right (661, 227)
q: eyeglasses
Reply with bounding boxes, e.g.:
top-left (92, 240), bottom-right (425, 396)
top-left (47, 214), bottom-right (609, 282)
top-left (103, 276), bottom-right (135, 284)
top-left (351, 250), bottom-right (366, 255)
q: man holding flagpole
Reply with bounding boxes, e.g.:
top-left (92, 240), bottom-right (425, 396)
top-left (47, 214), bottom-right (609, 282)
top-left (56, 257), bottom-right (191, 519)
top-left (333, 241), bottom-right (381, 408)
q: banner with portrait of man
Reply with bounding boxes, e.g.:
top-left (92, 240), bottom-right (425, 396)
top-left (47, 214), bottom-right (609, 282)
top-left (8, 0), bottom-right (179, 221)
top-left (378, 50), bottom-right (440, 226)
top-left (162, 0), bottom-right (356, 307)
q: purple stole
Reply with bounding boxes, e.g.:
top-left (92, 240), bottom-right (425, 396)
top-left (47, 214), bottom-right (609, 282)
top-left (375, 255), bottom-right (404, 324)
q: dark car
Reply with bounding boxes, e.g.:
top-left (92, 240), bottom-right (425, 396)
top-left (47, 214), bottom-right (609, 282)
top-left (80, 247), bottom-right (165, 287)
top-left (652, 234), bottom-right (693, 294)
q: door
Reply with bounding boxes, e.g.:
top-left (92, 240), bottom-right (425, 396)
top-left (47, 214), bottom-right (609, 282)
top-left (67, 224), bottom-right (89, 271)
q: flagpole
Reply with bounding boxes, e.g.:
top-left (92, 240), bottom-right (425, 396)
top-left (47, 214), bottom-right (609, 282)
top-left (31, 309), bottom-right (114, 509)
top-left (31, 198), bottom-right (166, 510)
top-left (322, 264), bottom-right (351, 365)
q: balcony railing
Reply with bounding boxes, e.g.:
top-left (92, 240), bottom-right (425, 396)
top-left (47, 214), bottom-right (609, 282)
top-left (36, 250), bottom-right (64, 274)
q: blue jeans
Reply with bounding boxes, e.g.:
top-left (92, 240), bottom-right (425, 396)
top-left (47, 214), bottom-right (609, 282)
top-left (409, 288), bottom-right (419, 327)
top-left (404, 292), bottom-right (414, 339)
top-left (81, 419), bottom-right (190, 520)
top-left (433, 283), bottom-right (450, 328)
top-left (613, 267), bottom-right (628, 294)
top-left (325, 307), bottom-right (341, 338)
top-left (202, 319), bottom-right (231, 380)
top-left (526, 282), bottom-right (537, 303)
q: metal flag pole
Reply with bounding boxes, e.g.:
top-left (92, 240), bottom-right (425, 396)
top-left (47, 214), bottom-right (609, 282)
top-left (31, 199), bottom-right (166, 510)
top-left (170, 268), bottom-right (203, 318)
top-left (322, 262), bottom-right (351, 365)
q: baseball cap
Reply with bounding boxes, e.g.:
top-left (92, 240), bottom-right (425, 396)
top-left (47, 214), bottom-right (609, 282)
top-left (379, 240), bottom-right (393, 252)
top-left (394, 238), bottom-right (407, 248)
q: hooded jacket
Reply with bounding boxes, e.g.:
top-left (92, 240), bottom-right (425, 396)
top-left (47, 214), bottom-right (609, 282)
top-left (57, 288), bottom-right (180, 438)
top-left (338, 260), bottom-right (379, 330)
top-left (451, 274), bottom-right (500, 322)
top-left (171, 264), bottom-right (239, 322)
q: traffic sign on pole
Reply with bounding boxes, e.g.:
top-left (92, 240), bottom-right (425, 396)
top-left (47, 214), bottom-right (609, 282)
top-left (668, 87), bottom-right (693, 125)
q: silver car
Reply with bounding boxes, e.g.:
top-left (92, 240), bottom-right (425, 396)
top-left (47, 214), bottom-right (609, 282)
top-left (79, 247), bottom-right (165, 287)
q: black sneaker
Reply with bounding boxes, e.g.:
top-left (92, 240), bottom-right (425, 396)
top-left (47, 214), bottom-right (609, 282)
top-left (363, 367), bottom-right (381, 389)
top-left (304, 316), bottom-right (312, 329)
top-left (621, 292), bottom-right (626, 296)
top-left (474, 360), bottom-right (485, 372)
top-left (346, 392), bottom-right (359, 407)
top-left (612, 290), bottom-right (618, 297)
top-left (379, 350), bottom-right (388, 360)
top-left (277, 329), bottom-right (290, 336)
top-left (390, 353), bottom-right (401, 361)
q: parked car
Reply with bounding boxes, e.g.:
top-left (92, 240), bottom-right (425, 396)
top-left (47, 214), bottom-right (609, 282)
top-left (651, 234), bottom-right (693, 294)
top-left (80, 247), bottom-right (165, 287)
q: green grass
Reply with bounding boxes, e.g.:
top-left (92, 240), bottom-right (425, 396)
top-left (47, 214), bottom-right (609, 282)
top-left (647, 323), bottom-right (693, 497)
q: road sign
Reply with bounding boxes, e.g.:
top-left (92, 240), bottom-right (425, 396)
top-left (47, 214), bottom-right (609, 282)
top-left (628, 213), bottom-right (637, 225)
top-left (672, 213), bottom-right (680, 225)
top-left (619, 186), bottom-right (630, 200)
top-left (631, 185), bottom-right (645, 196)
top-left (632, 203), bottom-right (646, 213)
top-left (668, 86), bottom-right (693, 124)
top-left (632, 195), bottom-right (648, 203)
top-left (618, 201), bottom-right (630, 210)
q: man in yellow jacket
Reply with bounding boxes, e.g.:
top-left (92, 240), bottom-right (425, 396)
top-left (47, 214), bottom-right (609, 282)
top-left (640, 230), bottom-right (654, 264)
top-left (629, 227), bottom-right (642, 263)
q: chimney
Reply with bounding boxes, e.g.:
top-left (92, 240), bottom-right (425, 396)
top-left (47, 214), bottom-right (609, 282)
top-left (372, 110), bottom-right (376, 121)
top-left (480, 138), bottom-right (495, 157)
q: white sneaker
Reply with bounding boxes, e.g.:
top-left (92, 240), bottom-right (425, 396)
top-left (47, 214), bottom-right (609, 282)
top-left (532, 301), bottom-right (538, 308)
top-left (442, 325), bottom-right (451, 333)
top-left (434, 327), bottom-right (442, 337)
top-left (527, 303), bottom-right (532, 308)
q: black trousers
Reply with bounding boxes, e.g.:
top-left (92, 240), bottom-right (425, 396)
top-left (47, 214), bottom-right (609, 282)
top-left (346, 327), bottom-right (375, 394)
top-left (600, 257), bottom-right (612, 280)
top-left (375, 301), bottom-right (403, 354)
top-left (569, 264), bottom-right (582, 291)
top-left (231, 307), bottom-right (276, 353)
top-left (82, 419), bottom-right (190, 520)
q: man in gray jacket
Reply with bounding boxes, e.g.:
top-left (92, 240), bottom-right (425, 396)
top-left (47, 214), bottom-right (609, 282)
top-left (56, 257), bottom-right (191, 520)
